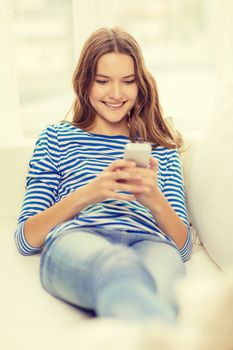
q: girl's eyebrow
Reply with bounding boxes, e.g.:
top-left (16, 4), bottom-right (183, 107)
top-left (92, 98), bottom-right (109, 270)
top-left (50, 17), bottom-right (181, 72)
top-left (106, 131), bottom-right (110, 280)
top-left (95, 74), bottom-right (135, 79)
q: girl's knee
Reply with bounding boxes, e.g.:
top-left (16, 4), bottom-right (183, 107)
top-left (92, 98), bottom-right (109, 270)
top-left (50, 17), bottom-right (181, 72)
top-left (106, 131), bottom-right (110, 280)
top-left (90, 244), bottom-right (156, 292)
top-left (132, 241), bottom-right (185, 276)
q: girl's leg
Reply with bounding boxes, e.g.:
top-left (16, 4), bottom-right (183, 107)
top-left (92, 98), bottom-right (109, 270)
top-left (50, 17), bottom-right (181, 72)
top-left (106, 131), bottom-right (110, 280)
top-left (40, 229), bottom-right (173, 321)
top-left (40, 230), bottom-right (111, 311)
top-left (131, 240), bottom-right (185, 321)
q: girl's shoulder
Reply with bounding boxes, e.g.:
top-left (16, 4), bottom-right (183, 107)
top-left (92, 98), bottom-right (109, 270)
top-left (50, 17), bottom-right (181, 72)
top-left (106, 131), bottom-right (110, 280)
top-left (35, 122), bottom-right (84, 149)
top-left (45, 121), bottom-right (77, 132)
top-left (41, 121), bottom-right (84, 137)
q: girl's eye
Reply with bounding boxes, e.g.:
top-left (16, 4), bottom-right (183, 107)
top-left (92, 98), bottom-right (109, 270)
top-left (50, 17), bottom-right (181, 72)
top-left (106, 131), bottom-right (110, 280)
top-left (124, 80), bottom-right (135, 85)
top-left (96, 80), bottom-right (108, 84)
top-left (95, 79), bottom-right (136, 85)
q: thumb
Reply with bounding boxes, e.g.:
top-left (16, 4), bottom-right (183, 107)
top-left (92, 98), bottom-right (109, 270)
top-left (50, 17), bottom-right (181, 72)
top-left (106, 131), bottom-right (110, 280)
top-left (149, 157), bottom-right (158, 171)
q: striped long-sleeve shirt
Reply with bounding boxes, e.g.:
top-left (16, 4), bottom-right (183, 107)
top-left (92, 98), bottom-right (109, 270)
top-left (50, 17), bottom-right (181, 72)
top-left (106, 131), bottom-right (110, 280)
top-left (14, 122), bottom-right (192, 261)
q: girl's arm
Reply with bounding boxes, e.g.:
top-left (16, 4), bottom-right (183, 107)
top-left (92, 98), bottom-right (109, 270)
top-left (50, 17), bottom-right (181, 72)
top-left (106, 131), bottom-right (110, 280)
top-left (127, 150), bottom-right (192, 262)
top-left (23, 159), bottom-right (142, 249)
top-left (146, 190), bottom-right (188, 249)
top-left (15, 148), bottom-right (142, 255)
top-left (23, 185), bottom-right (93, 248)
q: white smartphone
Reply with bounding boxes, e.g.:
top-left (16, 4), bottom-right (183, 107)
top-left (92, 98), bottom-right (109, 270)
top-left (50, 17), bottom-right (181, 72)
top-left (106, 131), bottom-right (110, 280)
top-left (124, 142), bottom-right (152, 168)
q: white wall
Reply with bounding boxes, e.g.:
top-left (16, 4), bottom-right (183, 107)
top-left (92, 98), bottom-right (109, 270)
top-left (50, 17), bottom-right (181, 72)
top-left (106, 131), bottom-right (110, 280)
top-left (0, 0), bottom-right (22, 145)
top-left (216, 0), bottom-right (233, 97)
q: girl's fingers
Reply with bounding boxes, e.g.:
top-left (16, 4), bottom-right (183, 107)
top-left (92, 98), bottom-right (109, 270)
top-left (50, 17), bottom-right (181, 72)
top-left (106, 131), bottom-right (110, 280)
top-left (104, 188), bottom-right (136, 201)
top-left (107, 158), bottom-right (157, 174)
top-left (108, 160), bottom-right (136, 172)
top-left (112, 193), bottom-right (136, 201)
top-left (112, 181), bottom-right (146, 194)
top-left (101, 159), bottom-right (157, 199)
top-left (112, 170), bottom-right (142, 181)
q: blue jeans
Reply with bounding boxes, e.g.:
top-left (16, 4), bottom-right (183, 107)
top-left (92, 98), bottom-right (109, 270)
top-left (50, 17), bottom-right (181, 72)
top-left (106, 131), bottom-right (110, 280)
top-left (40, 227), bottom-right (185, 323)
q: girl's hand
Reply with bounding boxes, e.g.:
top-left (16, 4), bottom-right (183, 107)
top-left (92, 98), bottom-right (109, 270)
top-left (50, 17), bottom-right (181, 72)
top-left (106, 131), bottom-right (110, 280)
top-left (119, 157), bottom-right (161, 210)
top-left (83, 159), bottom-right (148, 205)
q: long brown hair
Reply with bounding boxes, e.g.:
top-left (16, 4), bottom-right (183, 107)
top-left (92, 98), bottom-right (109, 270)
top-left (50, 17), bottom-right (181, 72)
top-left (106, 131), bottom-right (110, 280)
top-left (65, 27), bottom-right (183, 149)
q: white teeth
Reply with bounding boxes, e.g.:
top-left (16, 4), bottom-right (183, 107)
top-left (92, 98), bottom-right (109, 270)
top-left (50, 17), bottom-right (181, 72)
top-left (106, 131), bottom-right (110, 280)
top-left (104, 102), bottom-right (124, 108)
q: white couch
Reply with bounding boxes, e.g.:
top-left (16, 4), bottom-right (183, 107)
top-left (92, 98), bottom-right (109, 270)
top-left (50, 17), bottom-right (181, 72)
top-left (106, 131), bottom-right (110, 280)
top-left (0, 133), bottom-right (231, 350)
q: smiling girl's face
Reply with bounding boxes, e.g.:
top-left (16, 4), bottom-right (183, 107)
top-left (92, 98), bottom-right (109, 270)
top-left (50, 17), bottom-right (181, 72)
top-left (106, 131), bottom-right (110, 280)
top-left (88, 52), bottom-right (138, 136)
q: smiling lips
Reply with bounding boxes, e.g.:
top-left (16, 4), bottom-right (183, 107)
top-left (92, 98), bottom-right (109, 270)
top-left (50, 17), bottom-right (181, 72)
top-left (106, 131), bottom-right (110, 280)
top-left (102, 101), bottom-right (126, 110)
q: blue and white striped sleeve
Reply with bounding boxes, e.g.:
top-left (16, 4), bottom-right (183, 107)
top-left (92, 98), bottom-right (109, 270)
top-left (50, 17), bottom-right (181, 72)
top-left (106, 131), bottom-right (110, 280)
top-left (14, 221), bottom-right (42, 256)
top-left (162, 149), bottom-right (192, 262)
top-left (14, 125), bottom-right (60, 256)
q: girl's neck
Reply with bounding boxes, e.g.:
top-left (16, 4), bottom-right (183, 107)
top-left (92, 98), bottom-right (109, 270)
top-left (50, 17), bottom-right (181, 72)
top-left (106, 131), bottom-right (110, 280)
top-left (86, 120), bottom-right (130, 137)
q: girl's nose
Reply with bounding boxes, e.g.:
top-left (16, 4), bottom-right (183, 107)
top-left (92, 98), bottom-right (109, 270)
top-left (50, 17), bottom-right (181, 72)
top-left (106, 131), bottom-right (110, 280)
top-left (109, 83), bottom-right (123, 100)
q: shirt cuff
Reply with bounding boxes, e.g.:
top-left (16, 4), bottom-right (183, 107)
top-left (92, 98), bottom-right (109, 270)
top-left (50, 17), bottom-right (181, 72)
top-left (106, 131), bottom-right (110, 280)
top-left (14, 220), bottom-right (42, 256)
top-left (179, 226), bottom-right (193, 262)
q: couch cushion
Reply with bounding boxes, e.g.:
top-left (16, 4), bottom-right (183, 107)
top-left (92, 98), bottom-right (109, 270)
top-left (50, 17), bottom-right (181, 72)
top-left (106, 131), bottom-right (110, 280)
top-left (187, 88), bottom-right (233, 271)
top-left (0, 218), bottom-right (219, 322)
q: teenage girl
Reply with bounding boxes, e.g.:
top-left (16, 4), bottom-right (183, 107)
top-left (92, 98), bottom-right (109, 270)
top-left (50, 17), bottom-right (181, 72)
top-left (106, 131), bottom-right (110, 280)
top-left (15, 27), bottom-right (192, 322)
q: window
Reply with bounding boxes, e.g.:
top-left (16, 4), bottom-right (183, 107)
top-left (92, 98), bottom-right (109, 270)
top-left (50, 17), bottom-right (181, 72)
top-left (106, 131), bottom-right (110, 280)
top-left (13, 0), bottom-right (74, 137)
top-left (113, 0), bottom-right (217, 132)
top-left (12, 0), bottom-right (217, 137)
